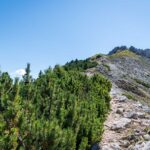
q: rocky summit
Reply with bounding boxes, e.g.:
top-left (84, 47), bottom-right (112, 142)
top-left (88, 47), bottom-right (150, 150)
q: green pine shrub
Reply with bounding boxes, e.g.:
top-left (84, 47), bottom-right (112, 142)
top-left (0, 63), bottom-right (111, 150)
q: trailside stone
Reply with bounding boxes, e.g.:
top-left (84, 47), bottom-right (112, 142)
top-left (137, 112), bottom-right (145, 118)
top-left (110, 143), bottom-right (121, 150)
top-left (124, 111), bottom-right (138, 119)
top-left (143, 134), bottom-right (150, 141)
top-left (101, 143), bottom-right (121, 150)
top-left (132, 141), bottom-right (150, 150)
top-left (111, 118), bottom-right (131, 130)
top-left (116, 108), bottom-right (124, 115)
top-left (142, 106), bottom-right (150, 113)
top-left (91, 143), bottom-right (101, 150)
top-left (115, 95), bottom-right (127, 102)
top-left (119, 140), bottom-right (130, 148)
top-left (144, 141), bottom-right (150, 150)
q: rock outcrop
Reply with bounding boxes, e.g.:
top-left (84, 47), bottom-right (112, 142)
top-left (91, 49), bottom-right (150, 106)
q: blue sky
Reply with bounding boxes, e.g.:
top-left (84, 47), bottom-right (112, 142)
top-left (0, 0), bottom-right (150, 77)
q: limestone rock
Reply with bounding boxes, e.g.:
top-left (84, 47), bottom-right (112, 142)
top-left (132, 141), bottom-right (150, 150)
top-left (124, 111), bottom-right (138, 119)
top-left (101, 143), bottom-right (121, 150)
top-left (143, 134), bottom-right (150, 141)
top-left (111, 118), bottom-right (131, 130)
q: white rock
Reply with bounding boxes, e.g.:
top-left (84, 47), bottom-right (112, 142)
top-left (132, 141), bottom-right (150, 150)
top-left (117, 96), bottom-right (127, 102)
top-left (137, 103), bottom-right (142, 108)
top-left (132, 142), bottom-right (145, 150)
top-left (143, 134), bottom-right (150, 141)
top-left (111, 118), bottom-right (131, 130)
top-left (102, 145), bottom-right (111, 150)
top-left (124, 111), bottom-right (145, 119)
top-left (102, 143), bottom-right (121, 150)
top-left (144, 141), bottom-right (150, 150)
top-left (120, 140), bottom-right (130, 147)
top-left (142, 106), bottom-right (150, 113)
top-left (124, 111), bottom-right (138, 119)
top-left (110, 143), bottom-right (121, 150)
top-left (137, 112), bottom-right (145, 118)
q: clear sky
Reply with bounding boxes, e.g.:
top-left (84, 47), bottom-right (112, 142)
top-left (0, 0), bottom-right (150, 77)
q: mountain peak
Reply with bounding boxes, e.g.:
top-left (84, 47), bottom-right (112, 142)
top-left (109, 50), bottom-right (139, 59)
top-left (108, 46), bottom-right (150, 58)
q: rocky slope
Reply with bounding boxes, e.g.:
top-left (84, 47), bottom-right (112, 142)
top-left (87, 49), bottom-right (150, 106)
top-left (100, 84), bottom-right (150, 150)
top-left (88, 48), bottom-right (150, 149)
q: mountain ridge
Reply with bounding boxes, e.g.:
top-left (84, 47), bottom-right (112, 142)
top-left (64, 47), bottom-right (150, 106)
top-left (0, 46), bottom-right (150, 150)
top-left (108, 46), bottom-right (150, 58)
top-left (88, 47), bottom-right (150, 149)
top-left (85, 47), bottom-right (150, 106)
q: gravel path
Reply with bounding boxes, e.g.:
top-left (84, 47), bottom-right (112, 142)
top-left (100, 84), bottom-right (150, 150)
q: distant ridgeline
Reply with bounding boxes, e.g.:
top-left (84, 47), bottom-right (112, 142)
top-left (0, 62), bottom-right (111, 150)
top-left (108, 46), bottom-right (150, 58)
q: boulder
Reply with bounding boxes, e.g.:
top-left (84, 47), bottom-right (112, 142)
top-left (124, 111), bottom-right (145, 119)
top-left (111, 118), bottom-right (131, 130)
top-left (91, 143), bottom-right (101, 150)
top-left (124, 111), bottom-right (138, 119)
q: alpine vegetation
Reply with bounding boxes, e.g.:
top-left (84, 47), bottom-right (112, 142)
top-left (0, 63), bottom-right (111, 150)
